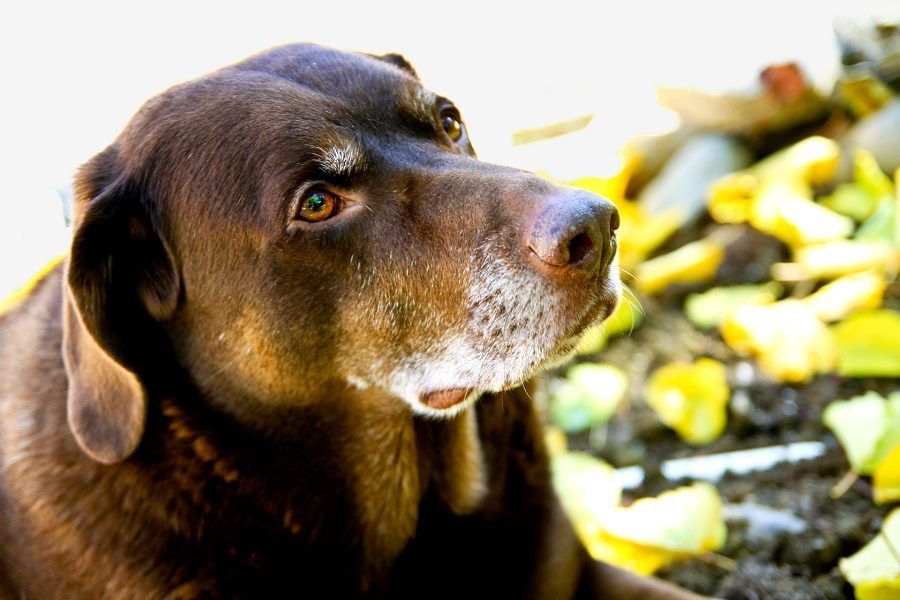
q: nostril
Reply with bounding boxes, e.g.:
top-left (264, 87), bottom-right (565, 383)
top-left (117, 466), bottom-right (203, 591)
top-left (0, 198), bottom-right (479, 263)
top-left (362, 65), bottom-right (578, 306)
top-left (609, 208), bottom-right (620, 236)
top-left (567, 232), bottom-right (594, 266)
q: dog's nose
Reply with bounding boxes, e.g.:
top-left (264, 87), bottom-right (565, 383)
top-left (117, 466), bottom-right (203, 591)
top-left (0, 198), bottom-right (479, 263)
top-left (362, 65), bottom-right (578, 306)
top-left (526, 191), bottom-right (619, 276)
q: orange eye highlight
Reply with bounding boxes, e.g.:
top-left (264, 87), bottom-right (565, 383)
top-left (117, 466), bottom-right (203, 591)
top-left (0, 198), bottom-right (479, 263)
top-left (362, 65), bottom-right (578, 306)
top-left (297, 190), bottom-right (340, 222)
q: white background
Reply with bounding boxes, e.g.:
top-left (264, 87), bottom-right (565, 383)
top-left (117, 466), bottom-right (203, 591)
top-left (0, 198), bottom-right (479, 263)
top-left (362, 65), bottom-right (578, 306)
top-left (0, 0), bottom-right (888, 297)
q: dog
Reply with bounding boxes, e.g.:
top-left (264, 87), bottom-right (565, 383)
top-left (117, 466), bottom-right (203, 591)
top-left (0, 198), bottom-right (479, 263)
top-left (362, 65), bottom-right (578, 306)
top-left (0, 44), bottom-right (706, 599)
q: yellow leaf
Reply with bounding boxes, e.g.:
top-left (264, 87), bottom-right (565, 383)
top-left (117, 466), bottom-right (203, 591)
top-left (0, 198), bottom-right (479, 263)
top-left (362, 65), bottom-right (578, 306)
top-left (636, 238), bottom-right (725, 295)
top-left (684, 282), bottom-right (782, 329)
top-left (856, 579), bottom-right (900, 600)
top-left (748, 179), bottom-right (854, 248)
top-left (0, 255), bottom-right (66, 318)
top-left (551, 452), bottom-right (622, 540)
top-left (552, 454), bottom-right (727, 576)
top-left (721, 300), bottom-right (836, 382)
top-left (708, 136), bottom-right (840, 225)
top-left (840, 508), bottom-right (900, 598)
top-left (833, 310), bottom-right (900, 378)
top-left (772, 240), bottom-right (900, 281)
top-left (874, 445), bottom-right (900, 504)
top-left (802, 271), bottom-right (886, 322)
top-left (615, 199), bottom-right (683, 271)
top-left (569, 175), bottom-right (630, 204)
top-left (586, 482), bottom-right (728, 575)
top-left (645, 358), bottom-right (730, 445)
top-left (543, 426), bottom-right (569, 460)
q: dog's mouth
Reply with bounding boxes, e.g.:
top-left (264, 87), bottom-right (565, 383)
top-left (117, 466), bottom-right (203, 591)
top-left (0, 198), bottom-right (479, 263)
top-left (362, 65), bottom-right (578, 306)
top-left (420, 388), bottom-right (476, 410)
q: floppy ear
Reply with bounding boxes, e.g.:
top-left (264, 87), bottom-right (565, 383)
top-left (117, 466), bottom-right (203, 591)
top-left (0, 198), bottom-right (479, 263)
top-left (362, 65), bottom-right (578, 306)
top-left (377, 52), bottom-right (419, 78)
top-left (63, 148), bottom-right (180, 464)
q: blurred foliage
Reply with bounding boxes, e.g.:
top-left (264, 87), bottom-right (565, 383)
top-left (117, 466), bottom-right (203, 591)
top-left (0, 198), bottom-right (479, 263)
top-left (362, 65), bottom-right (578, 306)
top-left (645, 358), bottom-right (729, 445)
top-left (544, 56), bottom-right (900, 579)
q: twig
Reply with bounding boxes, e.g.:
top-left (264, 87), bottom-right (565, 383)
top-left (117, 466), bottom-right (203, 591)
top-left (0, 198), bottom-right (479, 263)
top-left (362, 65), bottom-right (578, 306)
top-left (700, 552), bottom-right (737, 571)
top-left (881, 530), bottom-right (900, 568)
top-left (830, 470), bottom-right (858, 499)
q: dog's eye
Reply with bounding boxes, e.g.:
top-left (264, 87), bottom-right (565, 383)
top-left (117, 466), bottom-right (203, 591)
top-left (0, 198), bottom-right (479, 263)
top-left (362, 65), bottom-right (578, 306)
top-left (440, 111), bottom-right (463, 142)
top-left (297, 189), bottom-right (340, 222)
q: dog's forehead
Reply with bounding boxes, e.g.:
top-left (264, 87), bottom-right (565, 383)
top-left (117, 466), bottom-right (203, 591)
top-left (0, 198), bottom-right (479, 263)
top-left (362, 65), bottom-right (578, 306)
top-left (232, 44), bottom-right (436, 119)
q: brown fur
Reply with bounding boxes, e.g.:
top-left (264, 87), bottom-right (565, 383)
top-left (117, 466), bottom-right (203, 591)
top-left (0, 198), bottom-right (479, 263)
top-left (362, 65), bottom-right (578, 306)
top-left (0, 44), bottom-right (706, 599)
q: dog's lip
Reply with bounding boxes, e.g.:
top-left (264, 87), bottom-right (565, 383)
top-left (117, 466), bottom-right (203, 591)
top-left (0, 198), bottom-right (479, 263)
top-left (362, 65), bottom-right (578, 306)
top-left (421, 388), bottom-right (474, 410)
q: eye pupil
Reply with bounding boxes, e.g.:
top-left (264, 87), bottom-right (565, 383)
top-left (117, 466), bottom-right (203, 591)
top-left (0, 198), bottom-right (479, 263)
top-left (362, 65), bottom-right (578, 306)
top-left (305, 193), bottom-right (326, 212)
top-left (442, 114), bottom-right (462, 142)
top-left (297, 190), bottom-right (338, 222)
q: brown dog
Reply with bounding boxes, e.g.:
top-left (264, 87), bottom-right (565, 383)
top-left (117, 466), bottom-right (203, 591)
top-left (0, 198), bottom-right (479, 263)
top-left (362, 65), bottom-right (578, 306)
top-left (0, 44), bottom-right (705, 599)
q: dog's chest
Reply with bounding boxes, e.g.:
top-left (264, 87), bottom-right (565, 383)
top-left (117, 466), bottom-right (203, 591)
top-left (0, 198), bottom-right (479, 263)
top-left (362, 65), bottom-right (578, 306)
top-left (343, 401), bottom-right (489, 574)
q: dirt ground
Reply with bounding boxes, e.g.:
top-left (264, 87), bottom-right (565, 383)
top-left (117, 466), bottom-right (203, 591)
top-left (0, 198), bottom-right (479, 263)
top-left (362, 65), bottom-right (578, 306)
top-left (555, 223), bottom-right (898, 599)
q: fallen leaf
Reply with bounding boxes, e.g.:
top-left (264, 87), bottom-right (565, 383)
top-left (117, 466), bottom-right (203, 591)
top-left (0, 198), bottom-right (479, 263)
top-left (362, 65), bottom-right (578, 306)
top-left (833, 310), bottom-right (900, 378)
top-left (874, 445), bottom-right (900, 504)
top-left (749, 179), bottom-right (854, 248)
top-left (708, 136), bottom-right (840, 225)
top-left (802, 271), bottom-right (886, 322)
top-left (841, 72), bottom-right (896, 118)
top-left (615, 199), bottom-right (683, 271)
top-left (552, 454), bottom-right (727, 576)
top-left (839, 507), bottom-right (900, 599)
top-left (587, 482), bottom-right (728, 575)
top-left (551, 451), bottom-right (622, 534)
top-left (721, 300), bottom-right (836, 382)
top-left (771, 240), bottom-right (900, 281)
top-left (636, 238), bottom-right (725, 295)
top-left (853, 150), bottom-right (899, 246)
top-left (0, 255), bottom-right (65, 317)
top-left (820, 182), bottom-right (880, 221)
top-left (645, 358), bottom-right (730, 445)
top-left (543, 426), bottom-right (569, 460)
top-left (823, 391), bottom-right (900, 475)
top-left (684, 282), bottom-right (782, 329)
top-left (550, 364), bottom-right (628, 434)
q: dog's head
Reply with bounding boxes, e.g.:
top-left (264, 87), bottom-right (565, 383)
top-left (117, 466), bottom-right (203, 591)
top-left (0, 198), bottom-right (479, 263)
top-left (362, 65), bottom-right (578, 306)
top-left (63, 44), bottom-right (620, 463)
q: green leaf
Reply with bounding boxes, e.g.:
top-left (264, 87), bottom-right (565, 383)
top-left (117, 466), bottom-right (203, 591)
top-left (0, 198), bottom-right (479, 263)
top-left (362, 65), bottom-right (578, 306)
top-left (840, 508), bottom-right (900, 599)
top-left (824, 391), bottom-right (900, 475)
top-left (684, 282), bottom-right (782, 329)
top-left (821, 182), bottom-right (880, 221)
top-left (550, 364), bottom-right (628, 434)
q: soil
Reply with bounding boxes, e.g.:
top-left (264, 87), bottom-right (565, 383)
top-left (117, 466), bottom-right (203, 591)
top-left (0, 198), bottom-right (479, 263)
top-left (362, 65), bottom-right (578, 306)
top-left (550, 224), bottom-right (899, 599)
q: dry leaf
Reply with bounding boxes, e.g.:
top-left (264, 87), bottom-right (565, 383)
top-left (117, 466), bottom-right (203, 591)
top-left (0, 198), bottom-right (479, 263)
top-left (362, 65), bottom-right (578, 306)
top-left (645, 358), bottom-right (730, 445)
top-left (839, 507), bottom-right (900, 599)
top-left (708, 136), bottom-right (840, 225)
top-left (721, 300), bottom-right (836, 382)
top-left (802, 271), bottom-right (886, 322)
top-left (684, 282), bottom-right (782, 329)
top-left (823, 392), bottom-right (900, 476)
top-left (771, 240), bottom-right (900, 281)
top-left (833, 310), bottom-right (900, 378)
top-left (550, 364), bottom-right (628, 434)
top-left (587, 482), bottom-right (728, 575)
top-left (636, 238), bottom-right (725, 295)
top-left (874, 445), bottom-right (900, 504)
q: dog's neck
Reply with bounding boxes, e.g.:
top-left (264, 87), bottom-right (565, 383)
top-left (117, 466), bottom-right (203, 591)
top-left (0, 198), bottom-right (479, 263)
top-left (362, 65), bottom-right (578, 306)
top-left (153, 386), bottom-right (488, 579)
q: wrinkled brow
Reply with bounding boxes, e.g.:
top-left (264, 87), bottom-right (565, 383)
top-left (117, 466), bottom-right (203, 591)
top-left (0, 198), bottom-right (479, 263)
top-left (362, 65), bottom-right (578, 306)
top-left (314, 139), bottom-right (367, 178)
top-left (411, 88), bottom-right (438, 123)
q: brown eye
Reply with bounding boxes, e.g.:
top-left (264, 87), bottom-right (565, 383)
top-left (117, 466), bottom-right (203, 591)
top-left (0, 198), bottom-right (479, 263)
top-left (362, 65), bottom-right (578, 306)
top-left (441, 111), bottom-right (463, 142)
top-left (297, 189), bottom-right (340, 222)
